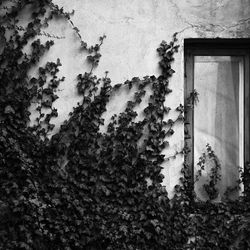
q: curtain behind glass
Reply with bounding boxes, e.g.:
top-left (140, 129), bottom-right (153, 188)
top-left (194, 56), bottom-right (243, 201)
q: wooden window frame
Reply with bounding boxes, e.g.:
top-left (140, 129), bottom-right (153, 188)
top-left (184, 39), bottom-right (250, 190)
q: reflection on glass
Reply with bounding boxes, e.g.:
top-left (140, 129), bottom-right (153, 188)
top-left (194, 56), bottom-right (244, 201)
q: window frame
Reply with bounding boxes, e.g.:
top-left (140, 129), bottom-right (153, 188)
top-left (184, 39), bottom-right (250, 193)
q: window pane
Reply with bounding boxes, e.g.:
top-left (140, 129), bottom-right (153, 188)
top-left (194, 56), bottom-right (244, 201)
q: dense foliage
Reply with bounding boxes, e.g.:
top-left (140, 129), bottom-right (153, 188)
top-left (0, 0), bottom-right (250, 249)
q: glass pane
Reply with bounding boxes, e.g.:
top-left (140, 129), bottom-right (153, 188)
top-left (194, 56), bottom-right (244, 201)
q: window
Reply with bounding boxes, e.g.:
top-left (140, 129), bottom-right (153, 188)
top-left (184, 39), bottom-right (250, 201)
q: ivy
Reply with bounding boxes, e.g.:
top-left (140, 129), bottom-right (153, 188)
top-left (0, 0), bottom-right (250, 249)
top-left (195, 144), bottom-right (222, 201)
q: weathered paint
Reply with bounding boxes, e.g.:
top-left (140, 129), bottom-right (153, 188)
top-left (28, 0), bottom-right (250, 197)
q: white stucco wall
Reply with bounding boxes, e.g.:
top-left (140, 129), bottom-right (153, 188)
top-left (29, 0), bottom-right (250, 198)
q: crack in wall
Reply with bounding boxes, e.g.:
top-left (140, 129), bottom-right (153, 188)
top-left (167, 0), bottom-right (250, 38)
top-left (174, 16), bottom-right (250, 37)
top-left (227, 17), bottom-right (250, 29)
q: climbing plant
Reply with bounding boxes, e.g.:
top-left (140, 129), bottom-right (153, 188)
top-left (0, 0), bottom-right (250, 249)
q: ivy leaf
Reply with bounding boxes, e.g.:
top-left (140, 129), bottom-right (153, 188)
top-left (164, 107), bottom-right (171, 114)
top-left (4, 105), bottom-right (15, 114)
top-left (113, 84), bottom-right (122, 90)
top-left (73, 26), bottom-right (80, 32)
top-left (42, 100), bottom-right (52, 108)
top-left (81, 41), bottom-right (87, 49)
top-left (166, 119), bottom-right (174, 126)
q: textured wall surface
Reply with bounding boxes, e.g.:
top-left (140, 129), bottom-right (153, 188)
top-left (31, 0), bottom-right (250, 197)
